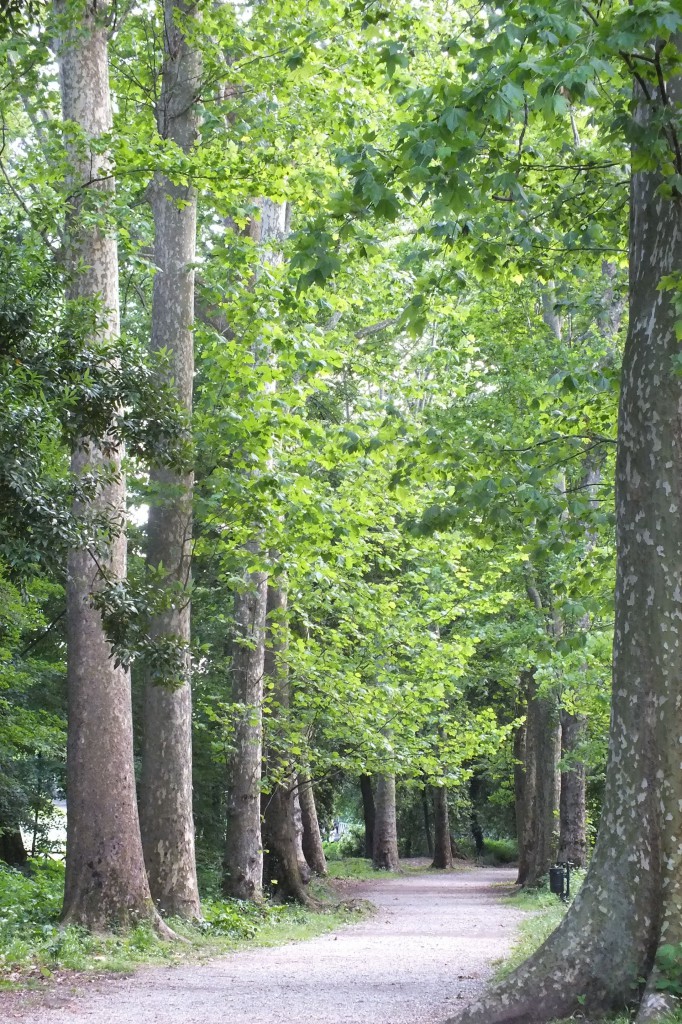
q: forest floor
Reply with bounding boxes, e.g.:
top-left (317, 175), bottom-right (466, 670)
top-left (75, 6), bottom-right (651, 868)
top-left (1, 864), bottom-right (525, 1024)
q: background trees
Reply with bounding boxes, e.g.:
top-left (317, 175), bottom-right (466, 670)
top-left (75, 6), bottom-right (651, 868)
top-left (3, 1), bottom-right (681, 1020)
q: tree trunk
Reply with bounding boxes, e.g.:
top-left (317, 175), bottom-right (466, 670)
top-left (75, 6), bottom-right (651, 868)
top-left (558, 710), bottom-right (587, 868)
top-left (299, 776), bottom-right (327, 875)
top-left (373, 774), bottom-right (399, 871)
top-left (447, 47), bottom-right (682, 1024)
top-left (522, 674), bottom-right (561, 888)
top-left (0, 825), bottom-right (27, 867)
top-left (360, 774), bottom-right (375, 858)
top-left (431, 786), bottom-right (453, 869)
top-left (56, 0), bottom-right (167, 935)
top-left (422, 785), bottom-right (434, 858)
top-left (513, 722), bottom-right (530, 884)
top-left (261, 583), bottom-right (312, 903)
top-left (262, 783), bottom-right (312, 903)
top-left (139, 0), bottom-right (201, 922)
top-left (222, 541), bottom-right (267, 900)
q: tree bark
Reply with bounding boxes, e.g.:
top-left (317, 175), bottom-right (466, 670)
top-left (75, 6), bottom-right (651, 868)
top-left (360, 774), bottom-right (375, 858)
top-left (514, 669), bottom-right (560, 888)
top-left (299, 776), bottom-right (327, 875)
top-left (373, 774), bottom-right (400, 871)
top-left (222, 539), bottom-right (267, 900)
top-left (139, 0), bottom-right (201, 922)
top-left (0, 825), bottom-right (27, 867)
top-left (224, 198), bottom-right (290, 901)
top-left (56, 0), bottom-right (166, 934)
top-left (558, 710), bottom-right (587, 868)
top-left (513, 721), bottom-right (530, 884)
top-left (261, 583), bottom-right (312, 903)
top-left (446, 45), bottom-right (682, 1024)
top-left (431, 786), bottom-right (453, 869)
top-left (522, 676), bottom-right (561, 888)
top-left (422, 785), bottom-right (434, 858)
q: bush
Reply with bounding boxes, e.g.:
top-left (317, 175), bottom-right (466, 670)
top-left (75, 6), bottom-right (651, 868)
top-left (453, 836), bottom-right (518, 865)
top-left (322, 840), bottom-right (342, 862)
top-left (482, 838), bottom-right (518, 865)
top-left (337, 823), bottom-right (364, 858)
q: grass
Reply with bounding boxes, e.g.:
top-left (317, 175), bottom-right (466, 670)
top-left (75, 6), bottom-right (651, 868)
top-left (496, 873), bottom-right (588, 981)
top-left (497, 874), bottom-right (682, 1024)
top-left (0, 859), bottom-right (370, 988)
top-left (324, 855), bottom-right (474, 880)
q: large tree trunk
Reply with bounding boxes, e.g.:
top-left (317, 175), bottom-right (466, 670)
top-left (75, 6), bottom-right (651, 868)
top-left (299, 776), bottom-right (327, 875)
top-left (513, 722), bottom-right (530, 884)
top-left (521, 673), bottom-right (561, 888)
top-left (446, 47), bottom-right (682, 1024)
top-left (139, 0), bottom-right (201, 922)
top-left (360, 774), bottom-right (375, 858)
top-left (431, 786), bottom-right (453, 869)
top-left (373, 774), bottom-right (399, 871)
top-left (261, 583), bottom-right (312, 903)
top-left (222, 541), bottom-right (267, 900)
top-left (514, 669), bottom-right (560, 889)
top-left (558, 710), bottom-right (587, 868)
top-left (56, 0), bottom-right (165, 934)
top-left (223, 199), bottom-right (288, 901)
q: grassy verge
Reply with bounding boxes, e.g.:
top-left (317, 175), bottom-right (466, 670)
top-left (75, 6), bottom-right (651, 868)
top-left (325, 857), bottom-right (436, 879)
top-left (0, 860), bottom-right (370, 989)
top-left (496, 882), bottom-right (573, 980)
top-left (496, 874), bottom-right (682, 1024)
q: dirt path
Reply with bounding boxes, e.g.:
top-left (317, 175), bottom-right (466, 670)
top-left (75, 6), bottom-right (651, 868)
top-left (5, 867), bottom-right (525, 1024)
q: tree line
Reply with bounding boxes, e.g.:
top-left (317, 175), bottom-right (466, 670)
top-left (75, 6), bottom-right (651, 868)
top-left (1, 2), bottom-right (681, 1023)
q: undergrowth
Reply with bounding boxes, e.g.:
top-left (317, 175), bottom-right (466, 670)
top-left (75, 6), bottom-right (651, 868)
top-left (0, 859), bottom-right (368, 987)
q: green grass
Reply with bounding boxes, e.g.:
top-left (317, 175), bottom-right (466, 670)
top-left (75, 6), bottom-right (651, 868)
top-left (324, 856), bottom-right (465, 880)
top-left (0, 859), bottom-right (370, 987)
top-left (496, 873), bottom-right (586, 980)
top-left (495, 874), bottom-right (682, 1024)
top-left (325, 857), bottom-right (403, 879)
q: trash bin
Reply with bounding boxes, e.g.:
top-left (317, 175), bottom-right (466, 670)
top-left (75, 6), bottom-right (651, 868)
top-left (549, 865), bottom-right (566, 897)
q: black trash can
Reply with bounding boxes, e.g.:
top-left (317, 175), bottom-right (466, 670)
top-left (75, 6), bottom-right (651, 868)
top-left (549, 865), bottom-right (566, 897)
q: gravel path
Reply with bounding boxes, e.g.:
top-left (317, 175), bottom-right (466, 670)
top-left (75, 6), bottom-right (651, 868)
top-left (4, 866), bottom-right (525, 1024)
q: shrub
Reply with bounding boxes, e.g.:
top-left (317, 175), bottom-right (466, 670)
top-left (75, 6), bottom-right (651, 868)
top-left (337, 823), bottom-right (364, 858)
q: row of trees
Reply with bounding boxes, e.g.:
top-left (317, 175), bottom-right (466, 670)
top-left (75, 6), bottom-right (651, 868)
top-left (1, 1), bottom-right (681, 1021)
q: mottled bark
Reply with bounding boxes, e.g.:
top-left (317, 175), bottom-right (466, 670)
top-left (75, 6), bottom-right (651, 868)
top-left (222, 541), bottom-right (267, 900)
top-left (373, 774), bottom-right (399, 871)
top-left (446, 46), bottom-right (682, 1024)
top-left (431, 786), bottom-right (453, 869)
top-left (56, 0), bottom-right (165, 934)
top-left (139, 0), bottom-right (201, 922)
top-left (299, 776), bottom-right (327, 875)
top-left (558, 710), bottom-right (587, 868)
top-left (360, 774), bottom-right (375, 859)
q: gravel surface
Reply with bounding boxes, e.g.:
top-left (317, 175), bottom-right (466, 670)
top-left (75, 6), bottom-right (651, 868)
top-left (3, 866), bottom-right (525, 1024)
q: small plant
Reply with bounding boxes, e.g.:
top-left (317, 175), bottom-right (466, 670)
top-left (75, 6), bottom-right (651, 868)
top-left (656, 943), bottom-right (682, 998)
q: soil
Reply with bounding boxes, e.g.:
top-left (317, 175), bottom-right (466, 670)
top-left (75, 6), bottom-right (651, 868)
top-left (2, 865), bottom-right (526, 1023)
